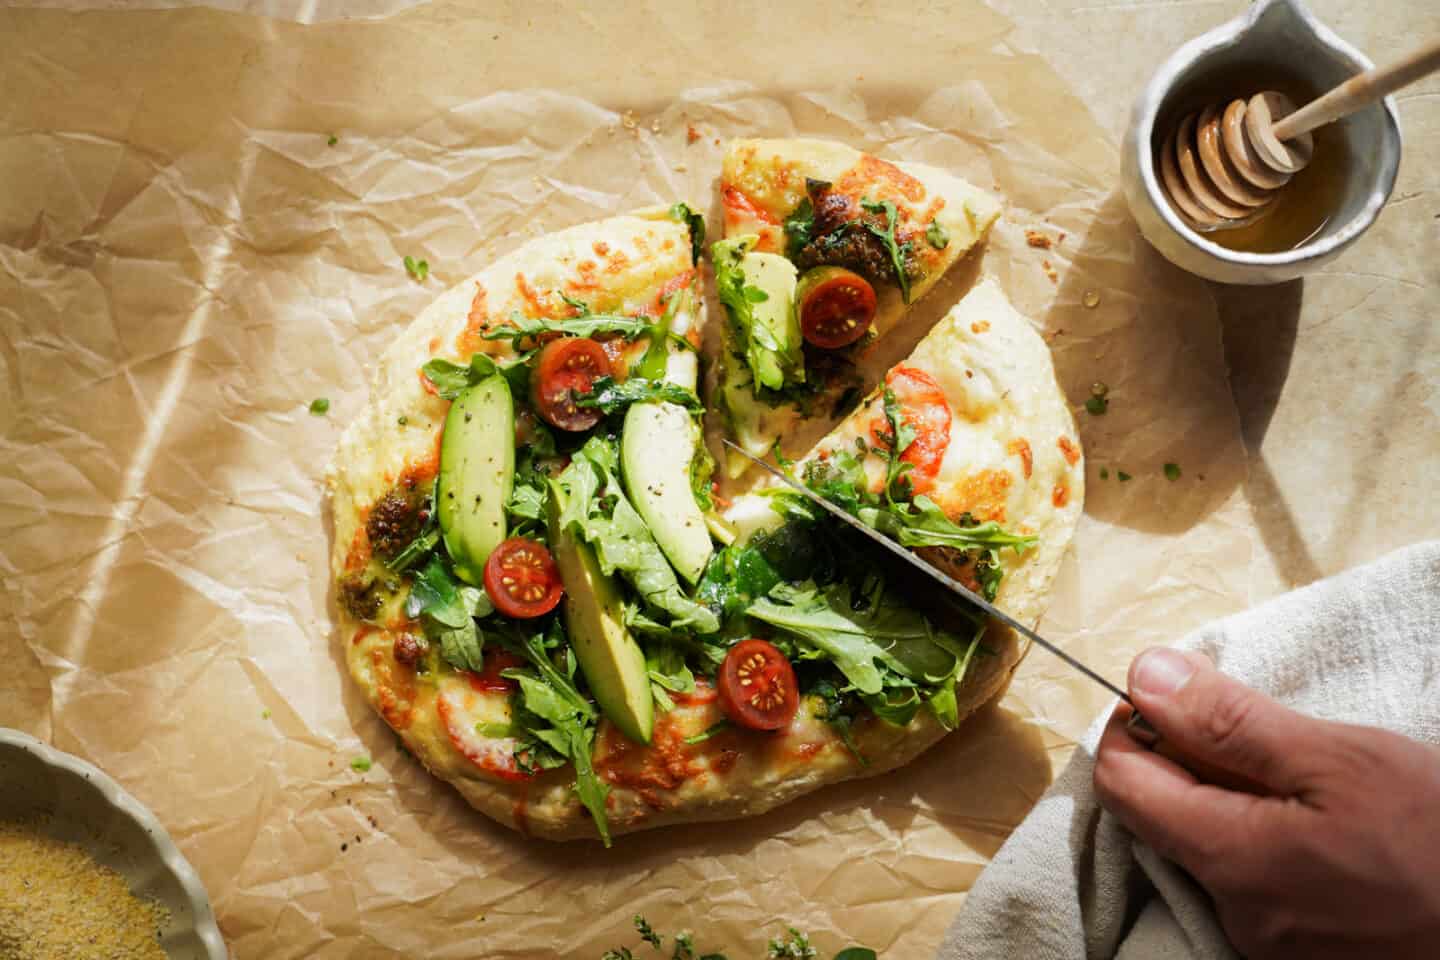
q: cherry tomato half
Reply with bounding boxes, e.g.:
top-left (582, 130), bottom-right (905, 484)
top-left (717, 639), bottom-right (799, 732)
top-left (483, 537), bottom-right (564, 619)
top-left (797, 267), bottom-right (877, 350)
top-left (532, 337), bottom-right (611, 432)
top-left (869, 365), bottom-right (952, 496)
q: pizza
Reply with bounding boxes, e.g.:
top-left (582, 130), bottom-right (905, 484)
top-left (714, 138), bottom-right (1002, 474)
top-left (326, 151), bottom-right (1079, 845)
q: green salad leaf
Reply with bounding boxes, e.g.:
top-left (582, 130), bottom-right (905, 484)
top-left (480, 310), bottom-right (658, 344)
top-left (669, 202), bottom-right (707, 265)
top-left (405, 555), bottom-right (491, 673)
top-left (504, 626), bottom-right (611, 844)
top-left (576, 376), bottom-right (703, 415)
top-left (859, 198), bottom-right (912, 303)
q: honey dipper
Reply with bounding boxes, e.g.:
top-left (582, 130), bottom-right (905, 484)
top-left (1160, 37), bottom-right (1440, 231)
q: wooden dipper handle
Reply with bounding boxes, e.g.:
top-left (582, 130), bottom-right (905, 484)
top-left (1273, 37), bottom-right (1440, 141)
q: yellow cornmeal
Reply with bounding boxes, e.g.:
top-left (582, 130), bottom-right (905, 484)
top-left (0, 819), bottom-right (169, 960)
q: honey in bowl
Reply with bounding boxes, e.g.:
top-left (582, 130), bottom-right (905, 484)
top-left (1153, 67), bottom-right (1353, 254)
top-left (1205, 119), bottom-right (1349, 252)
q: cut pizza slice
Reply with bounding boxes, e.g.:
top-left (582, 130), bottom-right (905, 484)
top-left (714, 138), bottom-right (1002, 473)
top-left (726, 275), bottom-right (1082, 627)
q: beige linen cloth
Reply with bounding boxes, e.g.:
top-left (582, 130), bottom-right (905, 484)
top-left (937, 540), bottom-right (1440, 960)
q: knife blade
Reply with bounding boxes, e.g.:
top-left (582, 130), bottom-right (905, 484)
top-left (722, 439), bottom-right (1134, 707)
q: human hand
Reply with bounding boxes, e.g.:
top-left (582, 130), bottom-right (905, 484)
top-left (1093, 647), bottom-right (1440, 959)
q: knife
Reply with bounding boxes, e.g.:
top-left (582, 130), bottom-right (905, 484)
top-left (724, 440), bottom-right (1135, 700)
top-left (721, 439), bottom-right (1273, 792)
top-left (720, 440), bottom-right (1284, 777)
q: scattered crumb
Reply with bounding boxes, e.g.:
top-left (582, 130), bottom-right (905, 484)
top-left (1043, 328), bottom-right (1066, 343)
top-left (686, 124), bottom-right (701, 144)
top-left (1025, 229), bottom-right (1052, 249)
top-left (1057, 231), bottom-right (1067, 243)
top-left (970, 320), bottom-right (991, 334)
top-left (713, 137), bottom-right (720, 146)
top-left (673, 162), bottom-right (688, 173)
top-left (340, 843), bottom-right (348, 852)
top-left (1042, 260), bottom-right (1058, 283)
top-left (649, 119), bottom-right (661, 134)
top-left (621, 110), bottom-right (638, 132)
top-left (1082, 290), bottom-right (1101, 309)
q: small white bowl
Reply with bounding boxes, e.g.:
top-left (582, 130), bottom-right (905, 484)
top-left (0, 729), bottom-right (228, 960)
top-left (1121, 0), bottom-right (1401, 284)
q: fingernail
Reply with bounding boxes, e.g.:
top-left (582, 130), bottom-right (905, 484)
top-left (1131, 648), bottom-right (1196, 697)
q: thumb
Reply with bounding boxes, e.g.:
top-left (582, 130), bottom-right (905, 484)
top-left (1128, 647), bottom-right (1326, 794)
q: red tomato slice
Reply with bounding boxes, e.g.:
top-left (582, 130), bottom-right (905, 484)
top-left (483, 537), bottom-right (564, 619)
top-left (797, 267), bottom-right (876, 349)
top-left (717, 639), bottom-right (799, 732)
top-left (532, 337), bottom-right (611, 431)
top-left (466, 650), bottom-right (525, 693)
top-left (870, 365), bottom-right (952, 496)
top-left (437, 684), bottom-right (534, 782)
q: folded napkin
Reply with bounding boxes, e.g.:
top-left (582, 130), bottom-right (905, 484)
top-left (937, 540), bottom-right (1440, 960)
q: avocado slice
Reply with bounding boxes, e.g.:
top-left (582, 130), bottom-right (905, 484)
top-left (547, 481), bottom-right (654, 745)
top-left (713, 236), bottom-right (802, 393)
top-left (437, 376), bottom-right (514, 585)
top-left (739, 248), bottom-right (801, 386)
top-left (621, 401), bottom-right (712, 585)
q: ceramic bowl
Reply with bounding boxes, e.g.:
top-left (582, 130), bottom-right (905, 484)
top-left (1121, 0), bottom-right (1401, 284)
top-left (0, 729), bottom-right (227, 960)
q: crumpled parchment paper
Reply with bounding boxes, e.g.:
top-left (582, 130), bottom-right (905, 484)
top-left (0, 1), bottom-right (1256, 956)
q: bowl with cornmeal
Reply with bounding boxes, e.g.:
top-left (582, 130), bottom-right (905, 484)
top-left (0, 729), bottom-right (227, 960)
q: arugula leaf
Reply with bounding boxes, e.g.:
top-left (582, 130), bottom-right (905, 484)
top-left (809, 677), bottom-right (866, 764)
top-left (782, 195), bottom-right (816, 259)
top-left (575, 376), bottom-right (703, 414)
top-left (859, 198), bottom-right (912, 303)
top-left (879, 387), bottom-right (917, 501)
top-left (690, 440), bottom-right (716, 512)
top-left (668, 202), bottom-right (706, 265)
top-left (421, 353), bottom-right (530, 401)
top-left (747, 581), bottom-right (924, 695)
top-left (861, 496), bottom-right (1036, 554)
top-left (925, 622), bottom-right (985, 730)
top-left (925, 219), bottom-right (949, 250)
top-left (405, 555), bottom-right (491, 673)
top-left (647, 641), bottom-right (696, 711)
top-left (507, 627), bottom-right (611, 844)
top-left (480, 310), bottom-right (656, 345)
top-left (308, 397), bottom-right (329, 415)
top-left (683, 720), bottom-right (731, 745)
top-left (834, 950), bottom-right (879, 960)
